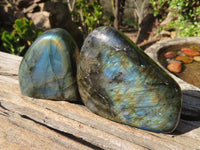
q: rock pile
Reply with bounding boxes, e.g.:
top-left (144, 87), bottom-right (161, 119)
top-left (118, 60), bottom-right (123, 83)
top-left (164, 48), bottom-right (200, 73)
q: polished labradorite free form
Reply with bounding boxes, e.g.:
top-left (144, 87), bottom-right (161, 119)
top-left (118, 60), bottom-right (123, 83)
top-left (19, 28), bottom-right (79, 101)
top-left (77, 26), bottom-right (182, 133)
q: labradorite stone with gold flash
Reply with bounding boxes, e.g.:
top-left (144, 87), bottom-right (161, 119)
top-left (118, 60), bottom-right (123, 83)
top-left (77, 26), bottom-right (182, 133)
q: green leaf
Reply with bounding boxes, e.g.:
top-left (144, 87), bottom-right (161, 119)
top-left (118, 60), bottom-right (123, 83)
top-left (1, 17), bottom-right (43, 56)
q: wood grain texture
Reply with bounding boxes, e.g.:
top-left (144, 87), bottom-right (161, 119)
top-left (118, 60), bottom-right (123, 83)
top-left (0, 51), bottom-right (200, 150)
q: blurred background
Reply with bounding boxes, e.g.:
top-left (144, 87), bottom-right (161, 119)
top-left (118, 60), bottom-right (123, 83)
top-left (0, 0), bottom-right (199, 56)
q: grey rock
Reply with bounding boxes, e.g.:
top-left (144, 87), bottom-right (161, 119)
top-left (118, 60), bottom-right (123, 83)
top-left (27, 11), bottom-right (50, 29)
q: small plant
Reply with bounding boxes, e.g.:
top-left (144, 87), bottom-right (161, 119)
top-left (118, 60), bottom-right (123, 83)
top-left (13, 17), bottom-right (43, 45)
top-left (149, 0), bottom-right (200, 37)
top-left (76, 0), bottom-right (103, 33)
top-left (1, 17), bottom-right (43, 56)
top-left (149, 0), bottom-right (168, 17)
top-left (70, 0), bottom-right (110, 35)
top-left (1, 30), bottom-right (25, 55)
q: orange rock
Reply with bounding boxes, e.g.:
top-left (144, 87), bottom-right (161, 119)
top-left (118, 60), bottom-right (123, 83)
top-left (167, 62), bottom-right (182, 73)
top-left (181, 48), bottom-right (200, 57)
top-left (176, 56), bottom-right (193, 63)
top-left (164, 51), bottom-right (177, 59)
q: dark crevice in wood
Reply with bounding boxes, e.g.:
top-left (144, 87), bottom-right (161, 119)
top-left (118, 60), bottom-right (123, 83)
top-left (0, 101), bottom-right (10, 111)
top-left (20, 114), bottom-right (104, 150)
top-left (70, 100), bottom-right (84, 105)
top-left (181, 115), bottom-right (200, 121)
top-left (0, 111), bottom-right (9, 117)
top-left (0, 72), bottom-right (18, 77)
top-left (183, 92), bottom-right (200, 99)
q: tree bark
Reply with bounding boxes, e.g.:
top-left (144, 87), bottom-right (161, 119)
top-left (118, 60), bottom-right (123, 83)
top-left (119, 0), bottom-right (126, 26)
top-left (133, 0), bottom-right (155, 45)
top-left (136, 13), bottom-right (155, 45)
top-left (113, 0), bottom-right (119, 28)
top-left (112, 0), bottom-right (126, 29)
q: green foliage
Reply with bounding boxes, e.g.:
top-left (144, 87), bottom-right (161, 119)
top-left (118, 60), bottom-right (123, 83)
top-left (149, 0), bottom-right (200, 37)
top-left (1, 30), bottom-right (25, 55)
top-left (1, 17), bottom-right (43, 56)
top-left (70, 0), bottom-right (110, 35)
top-left (168, 16), bottom-right (200, 37)
top-left (13, 17), bottom-right (43, 43)
top-left (149, 0), bottom-right (167, 16)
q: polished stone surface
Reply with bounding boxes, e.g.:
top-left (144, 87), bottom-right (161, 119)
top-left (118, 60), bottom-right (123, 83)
top-left (77, 26), bottom-right (182, 133)
top-left (19, 28), bottom-right (80, 101)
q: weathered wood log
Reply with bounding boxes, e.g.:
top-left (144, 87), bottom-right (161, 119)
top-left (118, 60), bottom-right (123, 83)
top-left (0, 51), bottom-right (200, 150)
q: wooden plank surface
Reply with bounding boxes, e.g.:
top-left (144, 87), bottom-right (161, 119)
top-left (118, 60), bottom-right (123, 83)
top-left (0, 51), bottom-right (200, 150)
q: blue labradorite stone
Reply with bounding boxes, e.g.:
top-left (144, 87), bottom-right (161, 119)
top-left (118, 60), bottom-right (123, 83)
top-left (19, 28), bottom-right (80, 101)
top-left (77, 26), bottom-right (182, 133)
